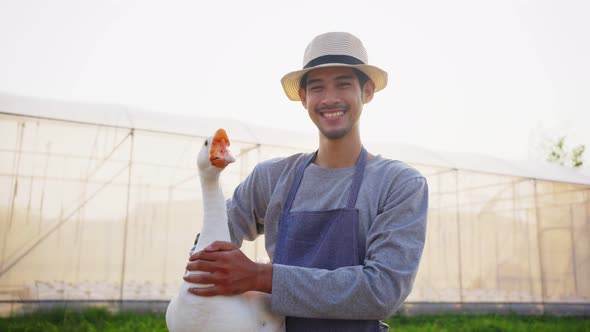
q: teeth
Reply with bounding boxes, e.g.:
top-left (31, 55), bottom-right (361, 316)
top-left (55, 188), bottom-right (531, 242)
top-left (323, 111), bottom-right (344, 118)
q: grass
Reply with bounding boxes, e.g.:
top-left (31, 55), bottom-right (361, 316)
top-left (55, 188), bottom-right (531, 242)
top-left (0, 307), bottom-right (588, 331)
top-left (385, 313), bottom-right (590, 332)
top-left (0, 307), bottom-right (168, 332)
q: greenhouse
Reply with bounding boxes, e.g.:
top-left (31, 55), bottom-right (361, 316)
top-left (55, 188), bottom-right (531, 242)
top-left (1, 92), bottom-right (589, 316)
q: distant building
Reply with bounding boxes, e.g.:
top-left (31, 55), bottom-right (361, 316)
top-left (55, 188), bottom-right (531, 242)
top-left (1, 92), bottom-right (588, 316)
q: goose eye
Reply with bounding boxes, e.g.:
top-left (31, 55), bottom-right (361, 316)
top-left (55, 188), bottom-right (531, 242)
top-left (204, 140), bottom-right (208, 146)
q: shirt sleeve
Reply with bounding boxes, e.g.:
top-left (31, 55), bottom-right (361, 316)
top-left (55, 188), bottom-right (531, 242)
top-left (270, 176), bottom-right (429, 320)
top-left (226, 163), bottom-right (270, 247)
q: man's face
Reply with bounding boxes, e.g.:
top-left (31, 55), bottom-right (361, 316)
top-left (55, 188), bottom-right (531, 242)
top-left (299, 67), bottom-right (374, 141)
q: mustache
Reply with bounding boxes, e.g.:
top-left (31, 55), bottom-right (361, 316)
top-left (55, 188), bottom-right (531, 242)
top-left (315, 105), bottom-right (349, 113)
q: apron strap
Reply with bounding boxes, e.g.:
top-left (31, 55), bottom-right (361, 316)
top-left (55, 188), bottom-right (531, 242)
top-left (346, 147), bottom-right (368, 209)
top-left (283, 151), bottom-right (316, 213)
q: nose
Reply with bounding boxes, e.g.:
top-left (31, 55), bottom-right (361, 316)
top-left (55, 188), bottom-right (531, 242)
top-left (320, 86), bottom-right (341, 106)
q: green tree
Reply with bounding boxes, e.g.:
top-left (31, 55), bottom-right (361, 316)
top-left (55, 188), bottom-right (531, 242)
top-left (546, 136), bottom-right (585, 168)
top-left (572, 144), bottom-right (586, 167)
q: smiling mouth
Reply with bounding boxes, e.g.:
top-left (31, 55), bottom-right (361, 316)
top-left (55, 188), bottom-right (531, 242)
top-left (321, 110), bottom-right (344, 118)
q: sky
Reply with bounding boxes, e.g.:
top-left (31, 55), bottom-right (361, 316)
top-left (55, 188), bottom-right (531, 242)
top-left (1, 0), bottom-right (589, 165)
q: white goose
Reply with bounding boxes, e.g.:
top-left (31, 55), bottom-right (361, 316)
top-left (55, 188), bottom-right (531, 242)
top-left (166, 128), bottom-right (285, 332)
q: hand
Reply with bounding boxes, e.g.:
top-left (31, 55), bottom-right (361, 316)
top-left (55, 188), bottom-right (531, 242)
top-left (183, 241), bottom-right (273, 296)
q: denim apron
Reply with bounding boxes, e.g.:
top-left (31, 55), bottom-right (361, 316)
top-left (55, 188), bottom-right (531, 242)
top-left (273, 148), bottom-right (380, 332)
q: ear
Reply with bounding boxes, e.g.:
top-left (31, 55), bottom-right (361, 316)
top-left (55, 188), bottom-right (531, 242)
top-left (362, 80), bottom-right (375, 104)
top-left (298, 87), bottom-right (308, 109)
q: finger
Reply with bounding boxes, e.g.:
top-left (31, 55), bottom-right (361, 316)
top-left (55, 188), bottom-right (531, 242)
top-left (205, 241), bottom-right (238, 252)
top-left (189, 249), bottom-right (220, 262)
top-left (186, 260), bottom-right (216, 273)
top-left (188, 250), bottom-right (204, 262)
top-left (183, 272), bottom-right (216, 285)
top-left (188, 243), bottom-right (235, 261)
top-left (188, 285), bottom-right (224, 297)
top-left (189, 250), bottom-right (228, 263)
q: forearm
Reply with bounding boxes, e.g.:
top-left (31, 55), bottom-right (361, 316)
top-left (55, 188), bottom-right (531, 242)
top-left (270, 262), bottom-right (413, 320)
top-left (255, 263), bottom-right (273, 294)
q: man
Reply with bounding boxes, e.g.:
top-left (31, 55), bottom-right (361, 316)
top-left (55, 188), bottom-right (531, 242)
top-left (185, 32), bottom-right (428, 331)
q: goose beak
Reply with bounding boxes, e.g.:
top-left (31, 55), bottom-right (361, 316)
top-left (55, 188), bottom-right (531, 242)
top-left (210, 128), bottom-right (235, 169)
top-left (224, 151), bottom-right (236, 165)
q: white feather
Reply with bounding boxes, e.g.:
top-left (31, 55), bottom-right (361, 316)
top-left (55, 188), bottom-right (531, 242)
top-left (165, 132), bottom-right (285, 332)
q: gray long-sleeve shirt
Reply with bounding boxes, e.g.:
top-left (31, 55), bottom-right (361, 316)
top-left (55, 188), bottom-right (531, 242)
top-left (227, 152), bottom-right (428, 320)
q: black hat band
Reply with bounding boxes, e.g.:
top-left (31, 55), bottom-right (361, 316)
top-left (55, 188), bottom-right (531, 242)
top-left (304, 54), bottom-right (365, 69)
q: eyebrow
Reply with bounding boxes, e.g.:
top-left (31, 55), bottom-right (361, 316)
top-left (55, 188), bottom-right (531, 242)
top-left (306, 74), bottom-right (355, 86)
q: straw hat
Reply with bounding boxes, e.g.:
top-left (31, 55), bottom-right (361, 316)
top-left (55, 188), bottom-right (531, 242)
top-left (280, 32), bottom-right (388, 101)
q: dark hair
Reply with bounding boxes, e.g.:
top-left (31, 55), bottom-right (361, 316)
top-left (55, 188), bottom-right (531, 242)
top-left (299, 68), bottom-right (371, 91)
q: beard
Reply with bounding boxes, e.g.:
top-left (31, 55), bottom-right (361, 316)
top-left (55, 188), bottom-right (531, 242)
top-left (319, 126), bottom-right (351, 140)
top-left (314, 104), bottom-right (355, 140)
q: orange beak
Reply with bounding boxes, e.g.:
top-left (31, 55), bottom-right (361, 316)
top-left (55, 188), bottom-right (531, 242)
top-left (209, 128), bottom-right (235, 168)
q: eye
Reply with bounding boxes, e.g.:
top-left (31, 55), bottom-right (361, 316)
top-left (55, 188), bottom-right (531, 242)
top-left (204, 140), bottom-right (208, 146)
